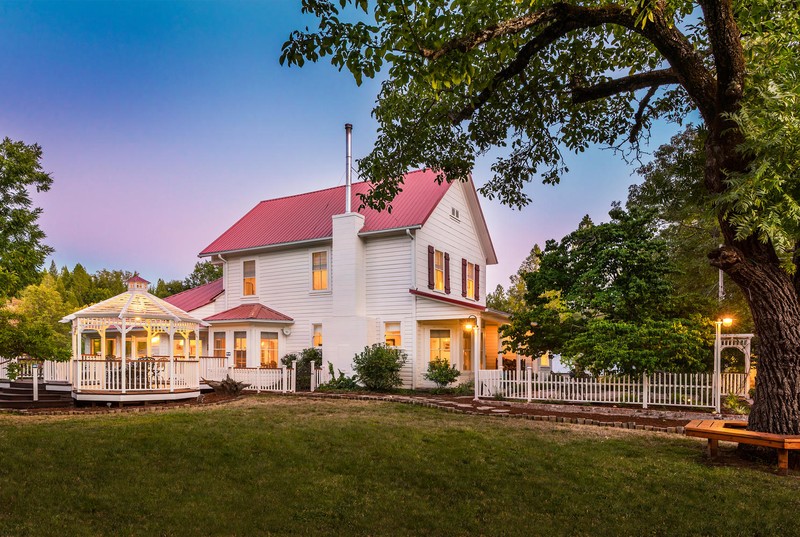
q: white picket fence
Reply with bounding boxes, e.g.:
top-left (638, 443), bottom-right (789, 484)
top-left (478, 369), bottom-right (747, 409)
top-left (229, 365), bottom-right (296, 393)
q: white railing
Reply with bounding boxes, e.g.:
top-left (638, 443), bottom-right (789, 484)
top-left (43, 360), bottom-right (72, 383)
top-left (230, 368), bottom-right (287, 392)
top-left (478, 369), bottom-right (719, 409)
top-left (199, 356), bottom-right (228, 382)
top-left (721, 372), bottom-right (749, 396)
top-left (75, 359), bottom-right (199, 392)
top-left (310, 367), bottom-right (325, 392)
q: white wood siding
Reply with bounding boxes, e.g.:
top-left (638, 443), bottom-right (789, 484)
top-left (365, 235), bottom-right (414, 385)
top-left (414, 181), bottom-right (487, 307)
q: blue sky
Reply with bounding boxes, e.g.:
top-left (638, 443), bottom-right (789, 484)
top-left (1, 1), bottom-right (681, 290)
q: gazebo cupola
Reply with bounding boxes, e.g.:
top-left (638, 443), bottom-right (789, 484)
top-left (127, 274), bottom-right (149, 292)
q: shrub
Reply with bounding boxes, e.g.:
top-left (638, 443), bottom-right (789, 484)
top-left (317, 362), bottom-right (360, 391)
top-left (424, 359), bottom-right (460, 389)
top-left (352, 343), bottom-right (407, 391)
top-left (281, 347), bottom-right (323, 391)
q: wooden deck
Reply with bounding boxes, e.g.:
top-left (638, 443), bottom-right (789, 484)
top-left (685, 419), bottom-right (800, 475)
top-left (73, 387), bottom-right (200, 403)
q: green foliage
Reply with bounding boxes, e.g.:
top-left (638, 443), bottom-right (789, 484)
top-left (317, 362), bottom-right (360, 391)
top-left (628, 127), bottom-right (753, 331)
top-left (0, 138), bottom-right (54, 300)
top-left (560, 316), bottom-right (711, 376)
top-left (183, 261), bottom-right (223, 289)
top-left (352, 343), bottom-right (407, 391)
top-left (503, 205), bottom-right (713, 374)
top-left (423, 358), bottom-right (460, 389)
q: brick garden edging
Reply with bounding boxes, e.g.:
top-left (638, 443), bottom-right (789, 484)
top-left (0, 395), bottom-right (243, 417)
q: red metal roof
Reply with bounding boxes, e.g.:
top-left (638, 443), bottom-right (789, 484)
top-left (163, 278), bottom-right (224, 312)
top-left (200, 169), bottom-right (453, 256)
top-left (204, 303), bottom-right (293, 322)
top-left (127, 275), bottom-right (150, 285)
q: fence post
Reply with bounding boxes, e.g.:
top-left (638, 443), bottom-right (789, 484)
top-left (642, 374), bottom-right (649, 409)
top-left (526, 366), bottom-right (532, 403)
top-left (292, 359), bottom-right (298, 393)
top-left (281, 366), bottom-right (287, 394)
top-left (32, 363), bottom-right (39, 402)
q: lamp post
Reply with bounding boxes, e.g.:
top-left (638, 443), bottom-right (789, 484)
top-left (714, 317), bottom-right (733, 413)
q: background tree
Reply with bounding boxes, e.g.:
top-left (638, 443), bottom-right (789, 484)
top-left (282, 0), bottom-right (800, 435)
top-left (183, 261), bottom-right (223, 288)
top-left (502, 205), bottom-right (711, 374)
top-left (0, 138), bottom-right (53, 300)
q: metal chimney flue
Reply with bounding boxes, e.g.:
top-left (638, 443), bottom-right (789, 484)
top-left (345, 123), bottom-right (353, 213)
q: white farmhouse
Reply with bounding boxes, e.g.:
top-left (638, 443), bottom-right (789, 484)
top-left (165, 168), bottom-right (512, 388)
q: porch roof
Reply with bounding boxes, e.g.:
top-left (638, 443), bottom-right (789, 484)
top-left (204, 303), bottom-right (293, 323)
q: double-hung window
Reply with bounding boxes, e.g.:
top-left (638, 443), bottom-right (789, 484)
top-left (243, 260), bottom-right (256, 296)
top-left (434, 250), bottom-right (444, 291)
top-left (312, 251), bottom-right (328, 290)
top-left (466, 262), bottom-right (475, 299)
top-left (260, 332), bottom-right (278, 368)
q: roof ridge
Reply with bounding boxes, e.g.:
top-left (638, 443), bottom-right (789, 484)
top-left (252, 168), bottom-right (430, 205)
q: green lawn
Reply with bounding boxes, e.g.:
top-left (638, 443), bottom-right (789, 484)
top-left (1, 397), bottom-right (798, 536)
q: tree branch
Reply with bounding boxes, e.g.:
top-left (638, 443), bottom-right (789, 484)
top-left (420, 8), bottom-right (561, 60)
top-left (629, 84), bottom-right (660, 144)
top-left (571, 69), bottom-right (679, 104)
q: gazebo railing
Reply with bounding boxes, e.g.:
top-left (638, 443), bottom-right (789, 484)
top-left (75, 359), bottom-right (199, 392)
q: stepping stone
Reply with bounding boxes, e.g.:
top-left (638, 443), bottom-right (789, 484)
top-left (455, 403), bottom-right (474, 408)
top-left (476, 406), bottom-right (494, 411)
top-left (491, 409), bottom-right (511, 413)
top-left (454, 396), bottom-right (473, 400)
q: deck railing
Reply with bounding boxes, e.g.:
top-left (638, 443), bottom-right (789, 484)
top-left (74, 359), bottom-right (199, 392)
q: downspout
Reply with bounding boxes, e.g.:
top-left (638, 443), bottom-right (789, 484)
top-left (407, 228), bottom-right (417, 389)
top-left (218, 254), bottom-right (229, 310)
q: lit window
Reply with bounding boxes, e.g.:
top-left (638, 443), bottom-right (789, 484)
top-left (384, 322), bottom-right (401, 347)
top-left (434, 250), bottom-right (444, 291)
top-left (174, 337), bottom-right (185, 357)
top-left (312, 251), bottom-right (328, 290)
top-left (234, 332), bottom-right (247, 368)
top-left (243, 260), bottom-right (256, 296)
top-left (312, 324), bottom-right (323, 347)
top-left (213, 332), bottom-right (226, 358)
top-left (466, 262), bottom-right (475, 299)
top-left (260, 332), bottom-right (278, 368)
top-left (429, 329), bottom-right (451, 363)
top-left (91, 339), bottom-right (101, 355)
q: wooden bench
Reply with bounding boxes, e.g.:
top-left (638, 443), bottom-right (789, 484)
top-left (685, 419), bottom-right (800, 475)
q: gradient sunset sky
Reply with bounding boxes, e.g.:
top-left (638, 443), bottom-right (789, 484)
top-left (1, 1), bottom-right (685, 291)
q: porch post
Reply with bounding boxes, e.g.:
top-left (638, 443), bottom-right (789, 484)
top-left (169, 321), bottom-right (175, 393)
top-left (195, 328), bottom-right (201, 389)
top-left (473, 318), bottom-right (481, 401)
top-left (100, 328), bottom-right (106, 359)
top-left (146, 325), bottom-right (152, 357)
top-left (120, 319), bottom-right (127, 394)
top-left (74, 326), bottom-right (82, 392)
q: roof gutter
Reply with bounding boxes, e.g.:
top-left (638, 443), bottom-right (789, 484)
top-left (199, 236), bottom-right (333, 258)
top-left (358, 225), bottom-right (421, 238)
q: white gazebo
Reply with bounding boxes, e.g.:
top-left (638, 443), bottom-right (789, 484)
top-left (60, 275), bottom-right (209, 403)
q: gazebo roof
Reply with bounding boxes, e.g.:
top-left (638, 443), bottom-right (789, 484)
top-left (61, 276), bottom-right (207, 325)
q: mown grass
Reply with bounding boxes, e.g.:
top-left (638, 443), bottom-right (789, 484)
top-left (0, 396), bottom-right (798, 536)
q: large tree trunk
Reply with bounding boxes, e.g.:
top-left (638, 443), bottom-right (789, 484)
top-left (712, 246), bottom-right (800, 434)
top-left (705, 121), bottom-right (800, 436)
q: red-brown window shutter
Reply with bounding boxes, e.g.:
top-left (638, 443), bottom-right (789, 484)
top-left (427, 246), bottom-right (435, 289)
top-left (461, 258), bottom-right (467, 297)
top-left (444, 253), bottom-right (451, 294)
top-left (475, 264), bottom-right (480, 300)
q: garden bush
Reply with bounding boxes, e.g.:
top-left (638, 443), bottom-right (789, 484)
top-left (352, 343), bottom-right (406, 391)
top-left (424, 359), bottom-right (460, 389)
top-left (317, 362), bottom-right (360, 391)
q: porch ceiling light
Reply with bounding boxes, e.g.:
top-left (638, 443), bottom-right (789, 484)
top-left (465, 314), bottom-right (478, 332)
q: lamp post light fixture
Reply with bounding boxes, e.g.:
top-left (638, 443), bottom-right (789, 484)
top-left (713, 317), bottom-right (734, 413)
top-left (465, 315), bottom-right (478, 332)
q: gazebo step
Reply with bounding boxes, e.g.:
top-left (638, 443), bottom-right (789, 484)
top-left (0, 392), bottom-right (71, 401)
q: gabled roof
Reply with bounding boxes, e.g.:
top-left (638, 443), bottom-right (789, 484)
top-left (127, 275), bottom-right (150, 285)
top-left (204, 303), bottom-right (293, 323)
top-left (163, 278), bottom-right (224, 313)
top-left (200, 169), bottom-right (453, 256)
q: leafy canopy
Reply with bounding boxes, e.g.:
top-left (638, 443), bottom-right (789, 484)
top-left (0, 138), bottom-right (53, 300)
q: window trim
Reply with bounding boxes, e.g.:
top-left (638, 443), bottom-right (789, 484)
top-left (309, 249), bottom-right (331, 294)
top-left (242, 259), bottom-right (257, 297)
top-left (428, 328), bottom-right (452, 365)
top-left (259, 331), bottom-right (279, 368)
top-left (311, 323), bottom-right (323, 348)
top-left (383, 321), bottom-right (402, 348)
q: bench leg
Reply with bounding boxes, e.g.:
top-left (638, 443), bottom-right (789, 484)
top-left (778, 449), bottom-right (789, 476)
top-left (708, 438), bottom-right (719, 458)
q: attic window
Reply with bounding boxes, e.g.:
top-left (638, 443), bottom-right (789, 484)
top-left (450, 207), bottom-right (460, 221)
